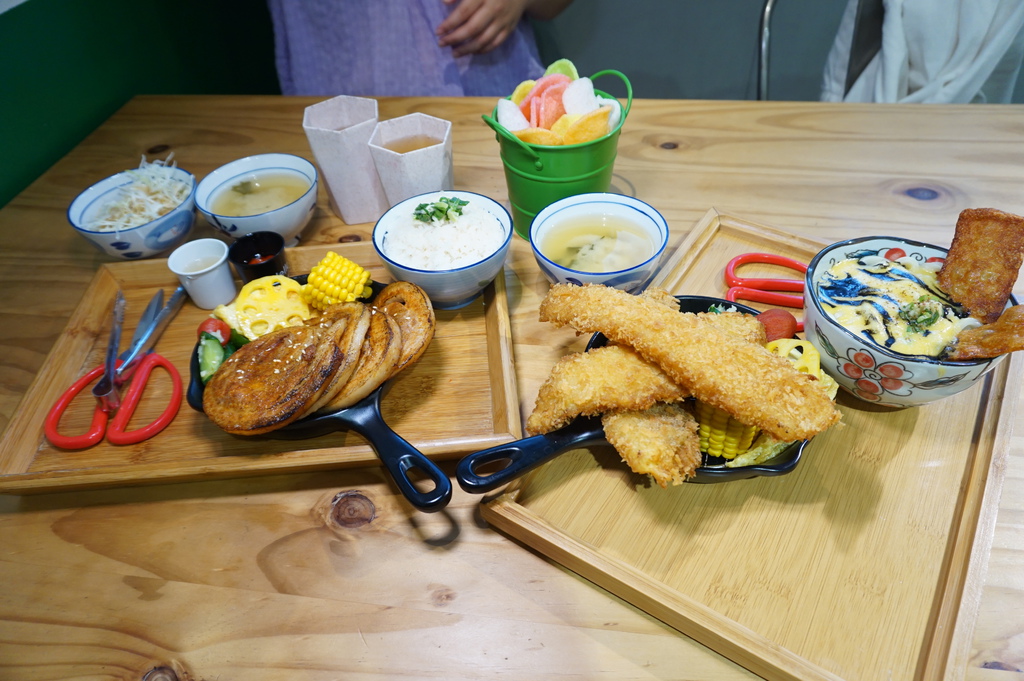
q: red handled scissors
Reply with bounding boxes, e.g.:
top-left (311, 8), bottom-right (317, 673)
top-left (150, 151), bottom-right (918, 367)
top-left (44, 287), bottom-right (185, 449)
top-left (724, 253), bottom-right (807, 332)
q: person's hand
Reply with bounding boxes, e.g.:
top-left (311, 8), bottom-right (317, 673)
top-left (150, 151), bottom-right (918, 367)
top-left (436, 0), bottom-right (531, 57)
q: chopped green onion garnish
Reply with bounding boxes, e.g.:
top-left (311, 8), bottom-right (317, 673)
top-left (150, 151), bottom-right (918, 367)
top-left (413, 196), bottom-right (469, 223)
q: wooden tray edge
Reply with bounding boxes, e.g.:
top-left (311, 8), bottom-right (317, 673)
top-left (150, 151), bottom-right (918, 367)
top-left (939, 350), bottom-right (1024, 680)
top-left (482, 492), bottom-right (843, 681)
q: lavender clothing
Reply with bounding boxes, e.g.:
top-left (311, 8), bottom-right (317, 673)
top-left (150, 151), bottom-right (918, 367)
top-left (268, 0), bottom-right (546, 97)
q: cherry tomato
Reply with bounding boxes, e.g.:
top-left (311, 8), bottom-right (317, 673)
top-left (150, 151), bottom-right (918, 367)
top-left (197, 318), bottom-right (232, 346)
top-left (756, 308), bottom-right (799, 342)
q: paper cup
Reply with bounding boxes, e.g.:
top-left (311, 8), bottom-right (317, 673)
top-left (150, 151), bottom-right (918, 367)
top-left (168, 238), bottom-right (236, 309)
top-left (369, 113), bottom-right (454, 206)
top-left (303, 95), bottom-right (390, 225)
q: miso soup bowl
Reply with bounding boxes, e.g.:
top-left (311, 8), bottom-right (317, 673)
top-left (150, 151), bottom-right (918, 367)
top-left (68, 166), bottom-right (196, 259)
top-left (530, 193), bottom-right (669, 293)
top-left (195, 153), bottom-right (318, 246)
top-left (373, 190), bottom-right (513, 310)
top-left (804, 235), bottom-right (1014, 409)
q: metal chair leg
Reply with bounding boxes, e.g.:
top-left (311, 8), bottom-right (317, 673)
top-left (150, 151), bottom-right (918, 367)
top-left (757, 0), bottom-right (777, 100)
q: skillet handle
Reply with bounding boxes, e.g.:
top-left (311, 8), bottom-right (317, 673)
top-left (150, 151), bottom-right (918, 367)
top-left (456, 416), bottom-right (606, 494)
top-left (366, 426), bottom-right (453, 513)
top-left (343, 395), bottom-right (453, 513)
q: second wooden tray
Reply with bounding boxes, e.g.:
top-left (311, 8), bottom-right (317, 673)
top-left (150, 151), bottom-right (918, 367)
top-left (0, 241), bottom-right (520, 494)
top-left (482, 209), bottom-right (1021, 681)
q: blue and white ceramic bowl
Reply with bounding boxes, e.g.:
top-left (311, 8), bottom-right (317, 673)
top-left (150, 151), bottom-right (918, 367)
top-left (530, 193), bottom-right (669, 293)
top-left (804, 235), bottom-right (1014, 409)
top-left (67, 167), bottom-right (196, 259)
top-left (373, 190), bottom-right (513, 310)
top-left (195, 153), bottom-right (318, 246)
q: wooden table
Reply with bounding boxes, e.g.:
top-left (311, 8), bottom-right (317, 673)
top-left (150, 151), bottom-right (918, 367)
top-left (1, 95), bottom-right (1022, 680)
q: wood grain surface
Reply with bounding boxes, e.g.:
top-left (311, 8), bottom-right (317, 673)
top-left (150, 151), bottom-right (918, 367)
top-left (1, 95), bottom-right (1023, 680)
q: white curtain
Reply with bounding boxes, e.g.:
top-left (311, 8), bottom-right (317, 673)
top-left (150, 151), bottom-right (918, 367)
top-left (822, 0), bottom-right (1024, 103)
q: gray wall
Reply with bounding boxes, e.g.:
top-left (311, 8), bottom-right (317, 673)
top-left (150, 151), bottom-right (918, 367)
top-left (534, 0), bottom-right (849, 101)
top-left (535, 0), bottom-right (1024, 103)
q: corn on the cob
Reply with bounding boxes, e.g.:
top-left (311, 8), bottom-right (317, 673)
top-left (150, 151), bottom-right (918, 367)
top-left (696, 338), bottom-right (825, 459)
top-left (696, 400), bottom-right (758, 459)
top-left (300, 251), bottom-right (373, 311)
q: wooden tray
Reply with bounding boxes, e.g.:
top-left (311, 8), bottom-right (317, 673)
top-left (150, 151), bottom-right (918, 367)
top-left (482, 209), bottom-right (1022, 681)
top-left (0, 241), bottom-right (519, 494)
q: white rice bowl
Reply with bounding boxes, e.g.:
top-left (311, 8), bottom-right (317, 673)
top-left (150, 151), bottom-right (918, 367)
top-left (373, 191), bottom-right (513, 310)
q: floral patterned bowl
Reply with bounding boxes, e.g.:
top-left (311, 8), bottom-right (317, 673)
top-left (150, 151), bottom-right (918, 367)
top-left (803, 236), bottom-right (1014, 409)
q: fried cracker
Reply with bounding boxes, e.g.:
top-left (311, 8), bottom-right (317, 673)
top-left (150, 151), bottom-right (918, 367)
top-left (946, 304), bottom-right (1024, 360)
top-left (938, 208), bottom-right (1024, 324)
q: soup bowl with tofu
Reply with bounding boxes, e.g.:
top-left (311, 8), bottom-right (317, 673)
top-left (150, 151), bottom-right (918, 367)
top-left (530, 192), bottom-right (669, 293)
top-left (804, 235), bottom-right (1015, 409)
top-left (196, 153), bottom-right (318, 246)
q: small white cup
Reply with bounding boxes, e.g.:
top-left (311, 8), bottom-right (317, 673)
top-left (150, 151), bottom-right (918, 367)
top-left (168, 238), bottom-right (236, 309)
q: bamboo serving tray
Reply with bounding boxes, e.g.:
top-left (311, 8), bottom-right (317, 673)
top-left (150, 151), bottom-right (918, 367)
top-left (0, 240), bottom-right (519, 494)
top-left (482, 209), bottom-right (1022, 681)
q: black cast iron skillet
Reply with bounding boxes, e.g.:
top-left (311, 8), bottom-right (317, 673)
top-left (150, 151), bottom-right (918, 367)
top-left (188, 280), bottom-right (452, 513)
top-left (456, 296), bottom-right (807, 494)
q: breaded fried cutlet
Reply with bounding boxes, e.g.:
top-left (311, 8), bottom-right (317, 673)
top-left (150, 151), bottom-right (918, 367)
top-left (526, 345), bottom-right (689, 436)
top-left (538, 284), bottom-right (841, 442)
top-left (602, 402), bottom-right (702, 487)
top-left (696, 310), bottom-right (768, 345)
top-left (938, 208), bottom-right (1024, 324)
top-left (639, 287), bottom-right (681, 310)
top-left (946, 304), bottom-right (1024, 360)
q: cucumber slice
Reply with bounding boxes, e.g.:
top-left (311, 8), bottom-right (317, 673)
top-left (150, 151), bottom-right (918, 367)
top-left (199, 333), bottom-right (227, 383)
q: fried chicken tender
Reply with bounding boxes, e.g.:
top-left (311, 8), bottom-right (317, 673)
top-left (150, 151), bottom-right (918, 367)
top-left (641, 288), bottom-right (767, 343)
top-left (946, 304), bottom-right (1024, 360)
top-left (538, 284), bottom-right (840, 442)
top-left (526, 345), bottom-right (689, 435)
top-left (602, 402), bottom-right (702, 487)
top-left (938, 208), bottom-right (1024, 324)
top-left (696, 311), bottom-right (768, 345)
top-left (639, 287), bottom-right (681, 310)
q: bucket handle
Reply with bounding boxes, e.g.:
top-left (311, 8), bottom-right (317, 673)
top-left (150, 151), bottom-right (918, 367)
top-left (481, 69), bottom-right (634, 167)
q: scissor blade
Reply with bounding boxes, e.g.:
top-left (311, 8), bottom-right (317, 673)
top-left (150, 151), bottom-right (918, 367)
top-left (117, 286), bottom-right (186, 376)
top-left (92, 291), bottom-right (126, 404)
top-left (117, 289), bottom-right (164, 371)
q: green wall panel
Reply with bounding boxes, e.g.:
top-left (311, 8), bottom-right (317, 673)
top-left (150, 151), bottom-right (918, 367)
top-left (0, 0), bottom-right (279, 208)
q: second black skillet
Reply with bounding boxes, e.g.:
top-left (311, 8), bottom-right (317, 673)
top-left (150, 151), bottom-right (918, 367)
top-left (456, 296), bottom-right (808, 494)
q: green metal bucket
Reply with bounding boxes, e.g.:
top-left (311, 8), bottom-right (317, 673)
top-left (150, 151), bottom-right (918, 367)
top-left (483, 70), bottom-right (633, 239)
